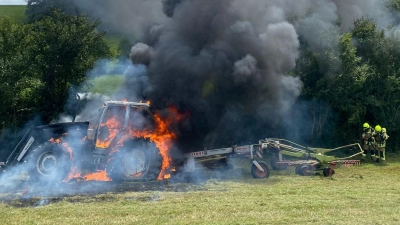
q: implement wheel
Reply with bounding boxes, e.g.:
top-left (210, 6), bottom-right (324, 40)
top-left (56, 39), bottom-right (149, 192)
top-left (251, 161), bottom-right (270, 179)
top-left (323, 167), bottom-right (335, 177)
top-left (295, 165), bottom-right (302, 175)
top-left (270, 155), bottom-right (288, 170)
top-left (298, 164), bottom-right (313, 176)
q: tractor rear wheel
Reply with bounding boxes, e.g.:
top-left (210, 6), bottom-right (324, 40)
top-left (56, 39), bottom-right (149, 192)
top-left (251, 161), bottom-right (270, 179)
top-left (27, 142), bottom-right (72, 183)
top-left (106, 138), bottom-right (162, 182)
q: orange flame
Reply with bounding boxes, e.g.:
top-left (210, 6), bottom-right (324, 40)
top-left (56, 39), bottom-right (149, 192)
top-left (52, 105), bottom-right (186, 182)
top-left (96, 117), bottom-right (120, 148)
top-left (49, 138), bottom-right (61, 144)
top-left (138, 100), bottom-right (151, 105)
top-left (65, 170), bottom-right (111, 182)
top-left (126, 106), bottom-right (184, 179)
top-left (95, 105), bottom-right (185, 179)
top-left (50, 136), bottom-right (111, 182)
top-left (83, 170), bottom-right (111, 181)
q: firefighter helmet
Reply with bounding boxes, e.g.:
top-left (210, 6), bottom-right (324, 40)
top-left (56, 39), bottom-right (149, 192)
top-left (363, 123), bottom-right (370, 129)
top-left (375, 125), bottom-right (382, 132)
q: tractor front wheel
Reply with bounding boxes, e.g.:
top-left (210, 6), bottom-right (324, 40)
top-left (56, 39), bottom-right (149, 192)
top-left (27, 142), bottom-right (72, 183)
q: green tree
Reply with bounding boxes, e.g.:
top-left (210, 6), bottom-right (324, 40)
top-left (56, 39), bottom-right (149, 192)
top-left (322, 33), bottom-right (371, 143)
top-left (0, 17), bottom-right (43, 129)
top-left (0, 10), bottom-right (111, 126)
top-left (352, 18), bottom-right (400, 151)
top-left (30, 9), bottom-right (111, 122)
top-left (0, 11), bottom-right (111, 160)
top-left (0, 17), bottom-right (43, 160)
top-left (26, 0), bottom-right (80, 22)
top-left (300, 18), bottom-right (400, 151)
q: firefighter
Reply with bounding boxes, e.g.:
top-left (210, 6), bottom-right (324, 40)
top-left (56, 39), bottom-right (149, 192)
top-left (361, 122), bottom-right (375, 160)
top-left (374, 126), bottom-right (389, 162)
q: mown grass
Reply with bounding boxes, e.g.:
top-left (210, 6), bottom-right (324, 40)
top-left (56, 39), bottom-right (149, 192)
top-left (1, 156), bottom-right (400, 225)
top-left (0, 5), bottom-right (26, 23)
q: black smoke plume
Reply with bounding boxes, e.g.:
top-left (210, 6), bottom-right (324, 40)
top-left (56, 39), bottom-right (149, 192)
top-left (75, 0), bottom-right (394, 151)
top-left (123, 0), bottom-right (301, 151)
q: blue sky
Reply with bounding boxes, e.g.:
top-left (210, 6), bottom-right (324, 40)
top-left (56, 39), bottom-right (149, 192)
top-left (0, 0), bottom-right (27, 5)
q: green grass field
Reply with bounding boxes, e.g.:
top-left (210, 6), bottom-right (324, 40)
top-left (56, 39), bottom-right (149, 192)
top-left (91, 74), bottom-right (125, 95)
top-left (1, 156), bottom-right (400, 225)
top-left (0, 5), bottom-right (26, 22)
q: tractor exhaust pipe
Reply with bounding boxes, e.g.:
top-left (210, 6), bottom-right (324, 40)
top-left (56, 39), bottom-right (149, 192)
top-left (72, 94), bottom-right (81, 122)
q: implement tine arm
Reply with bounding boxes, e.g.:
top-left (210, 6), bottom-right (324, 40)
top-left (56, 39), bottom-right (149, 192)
top-left (263, 138), bottom-right (308, 149)
top-left (307, 143), bottom-right (364, 156)
top-left (260, 138), bottom-right (310, 153)
top-left (260, 138), bottom-right (312, 158)
top-left (331, 143), bottom-right (364, 160)
top-left (260, 138), bottom-right (364, 163)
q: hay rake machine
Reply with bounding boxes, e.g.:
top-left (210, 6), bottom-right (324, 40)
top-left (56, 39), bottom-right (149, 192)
top-left (180, 138), bottom-right (363, 179)
top-left (182, 144), bottom-right (270, 179)
top-left (260, 138), bottom-right (363, 177)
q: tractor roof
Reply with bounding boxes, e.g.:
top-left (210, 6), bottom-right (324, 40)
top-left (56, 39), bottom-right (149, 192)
top-left (103, 101), bottom-right (150, 107)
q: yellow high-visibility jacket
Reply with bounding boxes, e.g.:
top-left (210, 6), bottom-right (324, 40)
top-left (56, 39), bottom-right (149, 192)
top-left (362, 127), bottom-right (375, 145)
top-left (374, 132), bottom-right (389, 148)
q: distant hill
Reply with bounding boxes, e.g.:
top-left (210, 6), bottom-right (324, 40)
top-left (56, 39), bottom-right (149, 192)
top-left (0, 5), bottom-right (27, 22)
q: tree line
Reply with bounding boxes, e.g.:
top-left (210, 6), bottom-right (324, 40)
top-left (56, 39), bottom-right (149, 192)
top-left (293, 18), bottom-right (400, 151)
top-left (0, 8), bottom-right (111, 160)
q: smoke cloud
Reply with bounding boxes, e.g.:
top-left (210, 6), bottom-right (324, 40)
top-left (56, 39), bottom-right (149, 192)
top-left (125, 0), bottom-right (302, 150)
top-left (66, 0), bottom-right (394, 151)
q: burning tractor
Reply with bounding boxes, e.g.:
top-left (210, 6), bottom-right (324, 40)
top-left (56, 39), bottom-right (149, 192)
top-left (4, 100), bottom-right (356, 184)
top-left (0, 101), bottom-right (172, 183)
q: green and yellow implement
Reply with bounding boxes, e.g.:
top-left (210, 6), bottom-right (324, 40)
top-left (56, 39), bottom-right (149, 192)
top-left (259, 138), bottom-right (364, 177)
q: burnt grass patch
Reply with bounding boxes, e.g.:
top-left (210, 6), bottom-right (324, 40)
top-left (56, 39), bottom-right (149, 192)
top-left (0, 178), bottom-right (216, 208)
top-left (0, 168), bottom-right (247, 207)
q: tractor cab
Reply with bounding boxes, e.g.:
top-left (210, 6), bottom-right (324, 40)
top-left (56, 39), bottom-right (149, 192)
top-left (87, 101), bottom-right (153, 150)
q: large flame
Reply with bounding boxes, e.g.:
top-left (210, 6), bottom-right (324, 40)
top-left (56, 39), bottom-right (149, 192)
top-left (115, 106), bottom-right (184, 179)
top-left (50, 137), bottom-right (112, 182)
top-left (95, 117), bottom-right (120, 149)
top-left (128, 107), bottom-right (183, 179)
top-left (67, 170), bottom-right (111, 182)
top-left (51, 105), bottom-right (185, 182)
